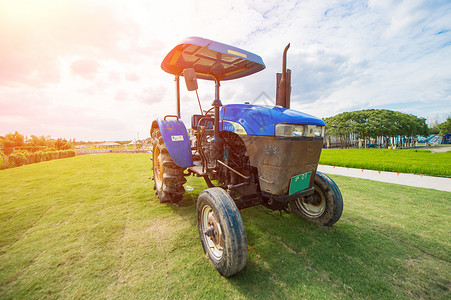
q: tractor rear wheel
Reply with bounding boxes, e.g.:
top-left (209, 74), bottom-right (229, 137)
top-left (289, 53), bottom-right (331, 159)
top-left (152, 129), bottom-right (186, 203)
top-left (197, 187), bottom-right (247, 277)
top-left (290, 171), bottom-right (343, 226)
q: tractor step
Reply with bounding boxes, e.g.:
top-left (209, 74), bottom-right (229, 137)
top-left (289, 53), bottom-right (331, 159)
top-left (189, 165), bottom-right (207, 176)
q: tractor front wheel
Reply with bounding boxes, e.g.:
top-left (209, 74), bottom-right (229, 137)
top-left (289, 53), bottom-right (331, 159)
top-left (290, 171), bottom-right (343, 226)
top-left (197, 187), bottom-right (247, 277)
top-left (152, 129), bottom-right (186, 203)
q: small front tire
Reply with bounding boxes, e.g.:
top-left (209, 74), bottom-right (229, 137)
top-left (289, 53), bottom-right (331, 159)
top-left (197, 187), bottom-right (247, 277)
top-left (290, 171), bottom-right (343, 226)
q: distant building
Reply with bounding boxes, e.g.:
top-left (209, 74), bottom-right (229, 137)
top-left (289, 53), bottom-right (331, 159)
top-left (94, 142), bottom-right (122, 148)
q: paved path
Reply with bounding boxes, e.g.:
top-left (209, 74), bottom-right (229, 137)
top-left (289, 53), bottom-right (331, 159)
top-left (317, 165), bottom-right (451, 192)
top-left (414, 146), bottom-right (451, 153)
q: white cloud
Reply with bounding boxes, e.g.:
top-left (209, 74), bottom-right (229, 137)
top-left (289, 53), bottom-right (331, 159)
top-left (0, 0), bottom-right (450, 140)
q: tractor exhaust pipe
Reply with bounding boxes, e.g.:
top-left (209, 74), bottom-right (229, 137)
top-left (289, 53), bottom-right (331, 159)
top-left (276, 43), bottom-right (291, 109)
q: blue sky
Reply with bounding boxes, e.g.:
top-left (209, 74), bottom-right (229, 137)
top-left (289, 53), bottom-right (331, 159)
top-left (0, 0), bottom-right (450, 141)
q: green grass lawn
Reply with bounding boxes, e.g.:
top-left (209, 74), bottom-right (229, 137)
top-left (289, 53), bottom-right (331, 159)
top-left (1, 154), bottom-right (450, 299)
top-left (319, 148), bottom-right (451, 177)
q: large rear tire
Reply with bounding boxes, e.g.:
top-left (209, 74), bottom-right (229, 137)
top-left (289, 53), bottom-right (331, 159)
top-left (290, 171), bottom-right (343, 226)
top-left (152, 129), bottom-right (186, 203)
top-left (197, 187), bottom-right (247, 277)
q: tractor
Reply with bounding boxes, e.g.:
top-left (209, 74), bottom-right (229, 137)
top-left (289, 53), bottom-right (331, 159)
top-left (150, 37), bottom-right (343, 277)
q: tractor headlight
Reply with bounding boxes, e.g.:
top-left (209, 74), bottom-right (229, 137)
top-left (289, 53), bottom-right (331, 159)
top-left (275, 124), bottom-right (306, 137)
top-left (309, 125), bottom-right (325, 137)
top-left (275, 124), bottom-right (325, 137)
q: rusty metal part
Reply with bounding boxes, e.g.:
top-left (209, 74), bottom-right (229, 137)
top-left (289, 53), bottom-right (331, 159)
top-left (175, 75), bottom-right (181, 118)
top-left (262, 187), bottom-right (314, 203)
top-left (153, 144), bottom-right (163, 188)
top-left (234, 194), bottom-right (264, 210)
top-left (201, 205), bottom-right (224, 260)
top-left (212, 79), bottom-right (221, 140)
top-left (217, 160), bottom-right (250, 180)
top-left (207, 215), bottom-right (223, 247)
top-left (203, 226), bottom-right (215, 237)
top-left (293, 184), bottom-right (326, 218)
top-left (241, 136), bottom-right (323, 195)
top-left (227, 182), bottom-right (249, 192)
top-left (259, 176), bottom-right (274, 184)
top-left (276, 43), bottom-right (290, 108)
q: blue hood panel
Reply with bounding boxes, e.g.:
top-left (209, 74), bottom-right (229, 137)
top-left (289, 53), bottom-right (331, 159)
top-left (220, 104), bottom-right (325, 136)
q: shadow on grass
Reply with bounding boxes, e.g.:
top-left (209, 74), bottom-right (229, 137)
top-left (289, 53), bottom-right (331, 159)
top-left (228, 208), bottom-right (450, 299)
top-left (156, 178), bottom-right (449, 299)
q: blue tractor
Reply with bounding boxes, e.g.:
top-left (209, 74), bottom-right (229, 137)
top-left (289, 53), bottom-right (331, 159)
top-left (150, 37), bottom-right (343, 277)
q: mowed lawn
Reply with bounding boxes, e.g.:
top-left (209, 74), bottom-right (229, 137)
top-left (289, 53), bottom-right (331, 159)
top-left (0, 154), bottom-right (450, 299)
top-left (319, 148), bottom-right (451, 177)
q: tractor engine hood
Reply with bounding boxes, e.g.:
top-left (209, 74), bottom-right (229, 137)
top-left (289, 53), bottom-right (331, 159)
top-left (221, 104), bottom-right (325, 136)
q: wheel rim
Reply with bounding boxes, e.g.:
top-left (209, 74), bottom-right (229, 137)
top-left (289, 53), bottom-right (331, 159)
top-left (201, 204), bottom-right (223, 260)
top-left (295, 184), bottom-right (326, 218)
top-left (153, 145), bottom-right (163, 188)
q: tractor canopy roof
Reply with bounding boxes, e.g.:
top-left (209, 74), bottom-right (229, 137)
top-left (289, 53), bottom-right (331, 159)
top-left (161, 37), bottom-right (266, 81)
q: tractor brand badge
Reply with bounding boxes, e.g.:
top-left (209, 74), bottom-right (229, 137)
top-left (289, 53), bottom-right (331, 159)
top-left (223, 120), bottom-right (247, 135)
top-left (171, 135), bottom-right (184, 142)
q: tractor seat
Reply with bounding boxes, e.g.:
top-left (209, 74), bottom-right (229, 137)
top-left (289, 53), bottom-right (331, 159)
top-left (191, 114), bottom-right (214, 130)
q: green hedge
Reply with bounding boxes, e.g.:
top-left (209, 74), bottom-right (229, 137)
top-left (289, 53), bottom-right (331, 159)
top-left (0, 150), bottom-right (76, 170)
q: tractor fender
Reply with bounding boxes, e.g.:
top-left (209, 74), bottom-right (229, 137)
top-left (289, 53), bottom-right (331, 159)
top-left (150, 118), bottom-right (193, 168)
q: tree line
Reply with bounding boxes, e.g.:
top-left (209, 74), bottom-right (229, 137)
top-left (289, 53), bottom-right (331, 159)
top-left (429, 117), bottom-right (451, 136)
top-left (0, 132), bottom-right (75, 169)
top-left (323, 109), bottom-right (430, 148)
top-left (0, 131), bottom-right (73, 156)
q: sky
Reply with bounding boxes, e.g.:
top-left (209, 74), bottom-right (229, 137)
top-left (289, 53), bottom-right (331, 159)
top-left (0, 0), bottom-right (450, 141)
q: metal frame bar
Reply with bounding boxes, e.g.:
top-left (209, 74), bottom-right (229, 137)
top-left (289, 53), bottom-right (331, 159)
top-left (175, 75), bottom-right (181, 118)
